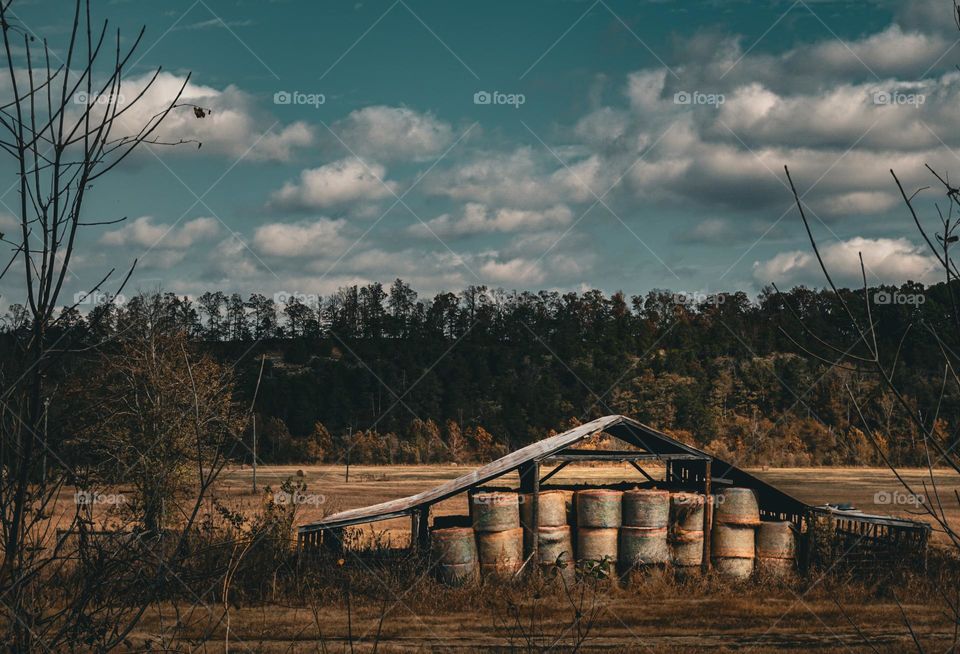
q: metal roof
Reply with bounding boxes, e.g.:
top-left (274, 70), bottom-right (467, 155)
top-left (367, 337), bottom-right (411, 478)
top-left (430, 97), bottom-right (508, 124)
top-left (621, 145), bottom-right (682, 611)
top-left (811, 506), bottom-right (932, 530)
top-left (300, 414), bottom-right (722, 533)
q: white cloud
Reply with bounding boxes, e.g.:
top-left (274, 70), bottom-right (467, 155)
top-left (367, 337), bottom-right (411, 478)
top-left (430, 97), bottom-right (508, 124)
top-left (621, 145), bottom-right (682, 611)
top-left (333, 106), bottom-right (454, 161)
top-left (753, 237), bottom-right (939, 287)
top-left (479, 257), bottom-right (546, 285)
top-left (425, 148), bottom-right (560, 208)
top-left (410, 203), bottom-right (573, 238)
top-left (269, 158), bottom-right (397, 210)
top-left (103, 72), bottom-right (313, 162)
top-left (253, 218), bottom-right (347, 257)
top-left (100, 216), bottom-right (219, 249)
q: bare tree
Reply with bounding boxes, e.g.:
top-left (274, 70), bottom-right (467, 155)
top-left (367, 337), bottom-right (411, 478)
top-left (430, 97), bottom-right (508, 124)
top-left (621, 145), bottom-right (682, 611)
top-left (0, 0), bottom-right (212, 649)
top-left (780, 157), bottom-right (960, 651)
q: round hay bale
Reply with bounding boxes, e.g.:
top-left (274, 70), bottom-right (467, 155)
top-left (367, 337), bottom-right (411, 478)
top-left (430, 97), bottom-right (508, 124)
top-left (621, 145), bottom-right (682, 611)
top-left (622, 489), bottom-right (670, 528)
top-left (575, 489), bottom-right (622, 528)
top-left (472, 492), bottom-right (521, 532)
top-left (620, 526), bottom-right (669, 568)
top-left (669, 492), bottom-right (705, 532)
top-left (714, 488), bottom-right (760, 526)
top-left (576, 526), bottom-right (618, 563)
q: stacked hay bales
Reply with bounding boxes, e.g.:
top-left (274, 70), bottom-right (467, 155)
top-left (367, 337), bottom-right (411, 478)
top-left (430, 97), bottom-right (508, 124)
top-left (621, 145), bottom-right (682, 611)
top-left (521, 490), bottom-right (574, 579)
top-left (575, 489), bottom-right (621, 568)
top-left (430, 526), bottom-right (478, 586)
top-left (711, 488), bottom-right (760, 579)
top-left (756, 521), bottom-right (797, 577)
top-left (473, 492), bottom-right (524, 581)
top-left (620, 489), bottom-right (669, 571)
top-left (668, 492), bottom-right (705, 571)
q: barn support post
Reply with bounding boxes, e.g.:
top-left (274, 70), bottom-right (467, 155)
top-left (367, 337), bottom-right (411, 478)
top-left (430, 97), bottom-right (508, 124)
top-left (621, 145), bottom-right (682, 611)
top-left (519, 461), bottom-right (540, 568)
top-left (417, 506), bottom-right (430, 552)
top-left (410, 512), bottom-right (420, 552)
top-left (322, 527), bottom-right (344, 556)
top-left (803, 509), bottom-right (815, 574)
top-left (701, 459), bottom-right (712, 573)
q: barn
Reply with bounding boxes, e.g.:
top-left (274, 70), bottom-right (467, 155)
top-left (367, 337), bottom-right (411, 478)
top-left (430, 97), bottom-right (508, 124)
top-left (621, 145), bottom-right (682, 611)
top-left (298, 414), bottom-right (929, 578)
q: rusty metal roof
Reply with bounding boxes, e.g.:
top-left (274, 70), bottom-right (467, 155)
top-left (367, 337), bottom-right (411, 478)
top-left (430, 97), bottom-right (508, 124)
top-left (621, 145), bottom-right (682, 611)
top-left (299, 414), bottom-right (724, 532)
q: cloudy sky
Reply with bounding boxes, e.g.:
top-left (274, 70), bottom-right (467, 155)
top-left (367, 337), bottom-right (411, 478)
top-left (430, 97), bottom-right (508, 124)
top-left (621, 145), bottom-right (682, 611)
top-left (1, 0), bottom-right (958, 306)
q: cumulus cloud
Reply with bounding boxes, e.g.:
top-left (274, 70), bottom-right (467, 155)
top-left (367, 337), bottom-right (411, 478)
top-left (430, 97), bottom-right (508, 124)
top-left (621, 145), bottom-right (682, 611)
top-left (410, 203), bottom-right (573, 238)
top-left (253, 218), bottom-right (347, 257)
top-left (424, 147), bottom-right (608, 209)
top-left (478, 258), bottom-right (546, 285)
top-left (332, 106), bottom-right (454, 161)
top-left (752, 237), bottom-right (939, 287)
top-left (103, 72), bottom-right (313, 162)
top-left (100, 216), bottom-right (219, 249)
top-left (269, 158), bottom-right (397, 210)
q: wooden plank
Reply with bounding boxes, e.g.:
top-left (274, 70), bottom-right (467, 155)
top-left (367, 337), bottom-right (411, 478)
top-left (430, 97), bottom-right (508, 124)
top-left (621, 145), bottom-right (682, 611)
top-left (702, 459), bottom-right (712, 573)
top-left (417, 506), bottom-right (430, 551)
top-left (539, 460), bottom-right (569, 484)
top-left (547, 450), bottom-right (707, 462)
top-left (629, 461), bottom-right (657, 483)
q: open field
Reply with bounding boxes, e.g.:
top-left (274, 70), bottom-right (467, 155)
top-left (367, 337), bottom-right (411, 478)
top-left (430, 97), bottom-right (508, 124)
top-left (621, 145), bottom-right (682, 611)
top-left (65, 464), bottom-right (960, 651)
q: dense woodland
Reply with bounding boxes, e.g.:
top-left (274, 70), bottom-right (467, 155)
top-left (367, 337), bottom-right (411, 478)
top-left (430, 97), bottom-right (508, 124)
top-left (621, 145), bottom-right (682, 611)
top-left (3, 278), bottom-right (957, 468)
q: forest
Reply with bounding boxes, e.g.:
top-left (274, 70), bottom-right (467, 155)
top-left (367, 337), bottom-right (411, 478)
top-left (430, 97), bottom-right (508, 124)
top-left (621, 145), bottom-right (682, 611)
top-left (4, 278), bottom-right (956, 469)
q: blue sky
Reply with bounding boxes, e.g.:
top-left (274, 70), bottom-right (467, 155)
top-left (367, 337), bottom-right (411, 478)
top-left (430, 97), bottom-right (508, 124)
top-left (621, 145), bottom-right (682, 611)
top-left (1, 0), bottom-right (957, 307)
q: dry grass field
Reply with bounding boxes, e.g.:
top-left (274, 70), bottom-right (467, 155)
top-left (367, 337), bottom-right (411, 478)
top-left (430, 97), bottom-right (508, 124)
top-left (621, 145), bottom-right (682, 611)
top-left (72, 464), bottom-right (960, 651)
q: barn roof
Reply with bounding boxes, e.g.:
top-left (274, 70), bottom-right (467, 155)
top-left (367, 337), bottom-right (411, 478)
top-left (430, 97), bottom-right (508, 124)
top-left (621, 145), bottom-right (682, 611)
top-left (298, 414), bottom-right (808, 533)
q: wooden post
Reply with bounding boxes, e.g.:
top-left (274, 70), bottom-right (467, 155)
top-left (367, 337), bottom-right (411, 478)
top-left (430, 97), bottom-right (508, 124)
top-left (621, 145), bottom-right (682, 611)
top-left (530, 461), bottom-right (540, 565)
top-left (518, 462), bottom-right (540, 568)
top-left (410, 512), bottom-right (420, 552)
top-left (701, 459), bottom-right (712, 573)
top-left (803, 509), bottom-right (815, 574)
top-left (417, 506), bottom-right (430, 552)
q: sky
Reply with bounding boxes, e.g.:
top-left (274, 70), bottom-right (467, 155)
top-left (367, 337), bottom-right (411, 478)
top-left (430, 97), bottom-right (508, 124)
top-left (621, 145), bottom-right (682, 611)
top-left (1, 0), bottom-right (958, 308)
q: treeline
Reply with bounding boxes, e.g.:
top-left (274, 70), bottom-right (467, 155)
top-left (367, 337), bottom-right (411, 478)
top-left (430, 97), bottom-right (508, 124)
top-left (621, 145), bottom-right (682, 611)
top-left (3, 279), bottom-right (958, 468)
